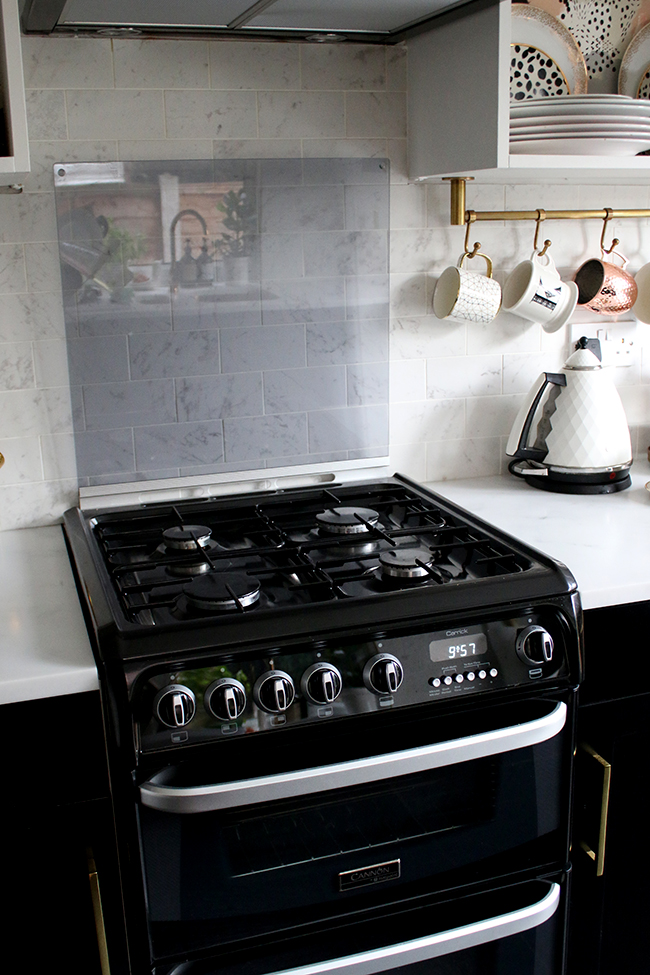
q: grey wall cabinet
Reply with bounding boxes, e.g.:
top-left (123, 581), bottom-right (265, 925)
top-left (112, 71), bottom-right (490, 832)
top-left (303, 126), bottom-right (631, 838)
top-left (1, 0), bottom-right (29, 182)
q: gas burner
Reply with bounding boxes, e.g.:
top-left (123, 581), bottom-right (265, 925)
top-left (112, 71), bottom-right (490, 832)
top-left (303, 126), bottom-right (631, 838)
top-left (159, 524), bottom-right (224, 577)
top-left (163, 525), bottom-right (211, 550)
top-left (379, 547), bottom-right (437, 580)
top-left (336, 538), bottom-right (379, 557)
top-left (183, 573), bottom-right (261, 613)
top-left (166, 557), bottom-right (215, 579)
top-left (316, 506), bottom-right (379, 535)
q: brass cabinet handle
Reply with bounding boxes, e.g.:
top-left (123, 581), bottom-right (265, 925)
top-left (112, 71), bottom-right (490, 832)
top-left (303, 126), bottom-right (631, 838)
top-left (87, 849), bottom-right (111, 975)
top-left (0, 451), bottom-right (4, 469)
top-left (578, 742), bottom-right (612, 878)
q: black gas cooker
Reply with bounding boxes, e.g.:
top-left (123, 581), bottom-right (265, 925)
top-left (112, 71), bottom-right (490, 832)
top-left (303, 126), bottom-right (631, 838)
top-left (64, 474), bottom-right (582, 975)
top-left (63, 473), bottom-right (579, 663)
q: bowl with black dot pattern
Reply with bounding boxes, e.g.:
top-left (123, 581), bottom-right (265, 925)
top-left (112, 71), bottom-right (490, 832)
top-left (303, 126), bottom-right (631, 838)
top-left (619, 21), bottom-right (650, 94)
top-left (528, 0), bottom-right (647, 94)
top-left (637, 66), bottom-right (650, 94)
top-left (511, 5), bottom-right (588, 100)
top-left (511, 43), bottom-right (572, 98)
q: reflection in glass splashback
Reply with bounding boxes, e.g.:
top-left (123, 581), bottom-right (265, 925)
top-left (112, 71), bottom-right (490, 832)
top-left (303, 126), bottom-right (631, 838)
top-left (54, 158), bottom-right (389, 487)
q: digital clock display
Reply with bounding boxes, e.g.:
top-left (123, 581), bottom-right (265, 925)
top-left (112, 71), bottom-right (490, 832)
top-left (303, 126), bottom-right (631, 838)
top-left (429, 631), bottom-right (488, 663)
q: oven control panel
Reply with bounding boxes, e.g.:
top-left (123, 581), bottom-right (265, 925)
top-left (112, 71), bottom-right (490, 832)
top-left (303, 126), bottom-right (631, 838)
top-left (135, 605), bottom-right (574, 752)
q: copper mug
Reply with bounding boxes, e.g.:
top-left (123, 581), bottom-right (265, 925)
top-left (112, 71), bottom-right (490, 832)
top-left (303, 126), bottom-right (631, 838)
top-left (574, 250), bottom-right (638, 315)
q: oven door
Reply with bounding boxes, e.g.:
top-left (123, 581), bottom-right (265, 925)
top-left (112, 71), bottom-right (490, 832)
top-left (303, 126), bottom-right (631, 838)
top-left (137, 692), bottom-right (574, 966)
top-left (160, 875), bottom-right (568, 975)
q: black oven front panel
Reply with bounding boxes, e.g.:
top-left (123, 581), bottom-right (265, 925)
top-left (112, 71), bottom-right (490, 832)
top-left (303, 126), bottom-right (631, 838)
top-left (135, 603), bottom-right (575, 754)
top-left (137, 691), bottom-right (574, 965)
top-left (154, 875), bottom-right (567, 975)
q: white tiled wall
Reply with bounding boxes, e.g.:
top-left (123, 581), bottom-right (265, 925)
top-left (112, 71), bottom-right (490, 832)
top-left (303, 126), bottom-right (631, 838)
top-left (1, 34), bottom-right (650, 529)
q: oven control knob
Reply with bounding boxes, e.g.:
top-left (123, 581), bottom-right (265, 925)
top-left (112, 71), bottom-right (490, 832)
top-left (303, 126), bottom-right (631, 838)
top-left (204, 678), bottom-right (247, 721)
top-left (516, 625), bottom-right (554, 665)
top-left (154, 684), bottom-right (196, 728)
top-left (363, 653), bottom-right (404, 695)
top-left (253, 670), bottom-right (295, 714)
top-left (301, 663), bottom-right (342, 705)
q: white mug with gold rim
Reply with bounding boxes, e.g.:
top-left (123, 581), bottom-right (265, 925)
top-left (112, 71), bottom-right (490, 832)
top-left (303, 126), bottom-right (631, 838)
top-left (433, 251), bottom-right (502, 324)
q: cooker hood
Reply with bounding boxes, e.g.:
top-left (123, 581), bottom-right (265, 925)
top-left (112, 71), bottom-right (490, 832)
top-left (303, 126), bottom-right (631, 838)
top-left (20, 0), bottom-right (487, 42)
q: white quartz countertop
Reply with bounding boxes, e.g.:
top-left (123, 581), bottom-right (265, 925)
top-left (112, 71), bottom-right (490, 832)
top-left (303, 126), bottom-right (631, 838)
top-left (0, 525), bottom-right (97, 705)
top-left (2, 466), bottom-right (650, 706)
top-left (427, 467), bottom-right (650, 611)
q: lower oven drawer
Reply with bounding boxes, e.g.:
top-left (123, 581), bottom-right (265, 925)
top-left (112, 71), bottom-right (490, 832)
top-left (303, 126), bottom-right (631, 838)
top-left (159, 875), bottom-right (568, 975)
top-left (137, 695), bottom-right (574, 964)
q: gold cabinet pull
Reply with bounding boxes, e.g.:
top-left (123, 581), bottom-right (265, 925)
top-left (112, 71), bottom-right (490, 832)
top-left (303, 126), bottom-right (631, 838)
top-left (578, 742), bottom-right (612, 878)
top-left (87, 849), bottom-right (111, 975)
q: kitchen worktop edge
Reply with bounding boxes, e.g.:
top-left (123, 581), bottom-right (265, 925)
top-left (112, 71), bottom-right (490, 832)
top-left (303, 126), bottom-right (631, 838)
top-left (0, 524), bottom-right (97, 706)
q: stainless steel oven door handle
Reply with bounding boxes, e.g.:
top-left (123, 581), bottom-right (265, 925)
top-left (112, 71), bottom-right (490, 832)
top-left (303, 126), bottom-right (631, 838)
top-left (246, 883), bottom-right (561, 975)
top-left (140, 700), bottom-right (566, 814)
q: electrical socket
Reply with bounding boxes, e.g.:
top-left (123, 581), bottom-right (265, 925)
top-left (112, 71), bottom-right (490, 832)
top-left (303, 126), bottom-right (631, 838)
top-left (587, 324), bottom-right (637, 367)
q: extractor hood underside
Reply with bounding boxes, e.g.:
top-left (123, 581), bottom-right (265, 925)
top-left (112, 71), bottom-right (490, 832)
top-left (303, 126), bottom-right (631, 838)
top-left (20, 0), bottom-right (488, 43)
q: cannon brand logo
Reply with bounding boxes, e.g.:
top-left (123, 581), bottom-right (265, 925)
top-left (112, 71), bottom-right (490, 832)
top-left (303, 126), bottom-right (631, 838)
top-left (339, 860), bottom-right (401, 892)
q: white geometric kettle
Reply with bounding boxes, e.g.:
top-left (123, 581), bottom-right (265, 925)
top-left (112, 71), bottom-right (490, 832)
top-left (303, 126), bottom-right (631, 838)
top-left (506, 337), bottom-right (633, 494)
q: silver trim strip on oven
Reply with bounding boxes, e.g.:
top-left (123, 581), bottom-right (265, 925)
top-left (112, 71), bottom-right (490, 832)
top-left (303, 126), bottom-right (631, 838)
top-left (78, 459), bottom-right (392, 510)
top-left (140, 701), bottom-right (567, 815)
top-left (246, 884), bottom-right (561, 975)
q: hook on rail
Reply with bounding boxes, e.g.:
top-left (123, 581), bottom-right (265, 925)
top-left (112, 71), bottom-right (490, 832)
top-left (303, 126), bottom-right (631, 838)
top-left (533, 209), bottom-right (546, 252)
top-left (600, 208), bottom-right (620, 255)
top-left (533, 210), bottom-right (553, 258)
top-left (463, 212), bottom-right (481, 258)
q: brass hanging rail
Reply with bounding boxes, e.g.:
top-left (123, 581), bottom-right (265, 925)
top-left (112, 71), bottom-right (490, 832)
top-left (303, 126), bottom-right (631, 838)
top-left (443, 176), bottom-right (650, 226)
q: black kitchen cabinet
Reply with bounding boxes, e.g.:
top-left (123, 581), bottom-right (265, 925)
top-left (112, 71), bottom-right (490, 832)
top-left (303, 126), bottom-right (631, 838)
top-left (567, 602), bottom-right (650, 974)
top-left (0, 691), bottom-right (128, 974)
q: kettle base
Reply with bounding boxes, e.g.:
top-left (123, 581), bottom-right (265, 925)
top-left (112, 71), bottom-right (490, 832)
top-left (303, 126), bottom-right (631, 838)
top-left (526, 477), bottom-right (631, 495)
top-left (522, 470), bottom-right (631, 495)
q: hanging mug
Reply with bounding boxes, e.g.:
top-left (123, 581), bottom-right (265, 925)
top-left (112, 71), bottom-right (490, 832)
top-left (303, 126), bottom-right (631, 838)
top-left (633, 261), bottom-right (650, 324)
top-left (574, 249), bottom-right (638, 315)
top-left (502, 250), bottom-right (578, 333)
top-left (433, 251), bottom-right (502, 324)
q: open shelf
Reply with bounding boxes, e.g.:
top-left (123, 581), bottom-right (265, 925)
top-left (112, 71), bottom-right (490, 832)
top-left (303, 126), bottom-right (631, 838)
top-left (407, 0), bottom-right (650, 184)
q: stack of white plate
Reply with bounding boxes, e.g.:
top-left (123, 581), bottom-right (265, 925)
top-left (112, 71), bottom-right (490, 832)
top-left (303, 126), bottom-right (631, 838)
top-left (510, 94), bottom-right (650, 155)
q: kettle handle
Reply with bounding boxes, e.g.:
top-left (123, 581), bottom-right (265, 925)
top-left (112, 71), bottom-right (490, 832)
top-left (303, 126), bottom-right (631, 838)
top-left (506, 372), bottom-right (567, 461)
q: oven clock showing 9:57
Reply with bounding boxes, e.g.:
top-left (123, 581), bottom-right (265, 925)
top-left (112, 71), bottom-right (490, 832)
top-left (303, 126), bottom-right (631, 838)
top-left (428, 632), bottom-right (488, 663)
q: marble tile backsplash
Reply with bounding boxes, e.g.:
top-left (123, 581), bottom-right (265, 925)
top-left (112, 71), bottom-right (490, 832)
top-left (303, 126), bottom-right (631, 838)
top-left (2, 34), bottom-right (650, 529)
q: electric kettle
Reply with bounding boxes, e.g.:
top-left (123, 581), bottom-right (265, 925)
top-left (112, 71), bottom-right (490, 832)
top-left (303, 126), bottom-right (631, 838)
top-left (506, 337), bottom-right (632, 494)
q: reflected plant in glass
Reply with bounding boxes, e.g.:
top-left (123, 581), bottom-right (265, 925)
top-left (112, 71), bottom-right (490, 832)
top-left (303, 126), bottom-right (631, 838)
top-left (216, 189), bottom-right (256, 258)
top-left (104, 218), bottom-right (147, 302)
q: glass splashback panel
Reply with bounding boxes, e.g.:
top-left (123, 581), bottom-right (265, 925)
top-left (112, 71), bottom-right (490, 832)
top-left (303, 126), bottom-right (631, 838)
top-left (54, 158), bottom-right (389, 487)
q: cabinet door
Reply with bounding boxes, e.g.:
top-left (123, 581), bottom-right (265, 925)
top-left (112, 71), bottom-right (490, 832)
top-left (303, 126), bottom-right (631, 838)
top-left (1, 692), bottom-right (128, 973)
top-left (569, 694), bottom-right (650, 974)
top-left (6, 797), bottom-right (129, 974)
top-left (408, 0), bottom-right (509, 178)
